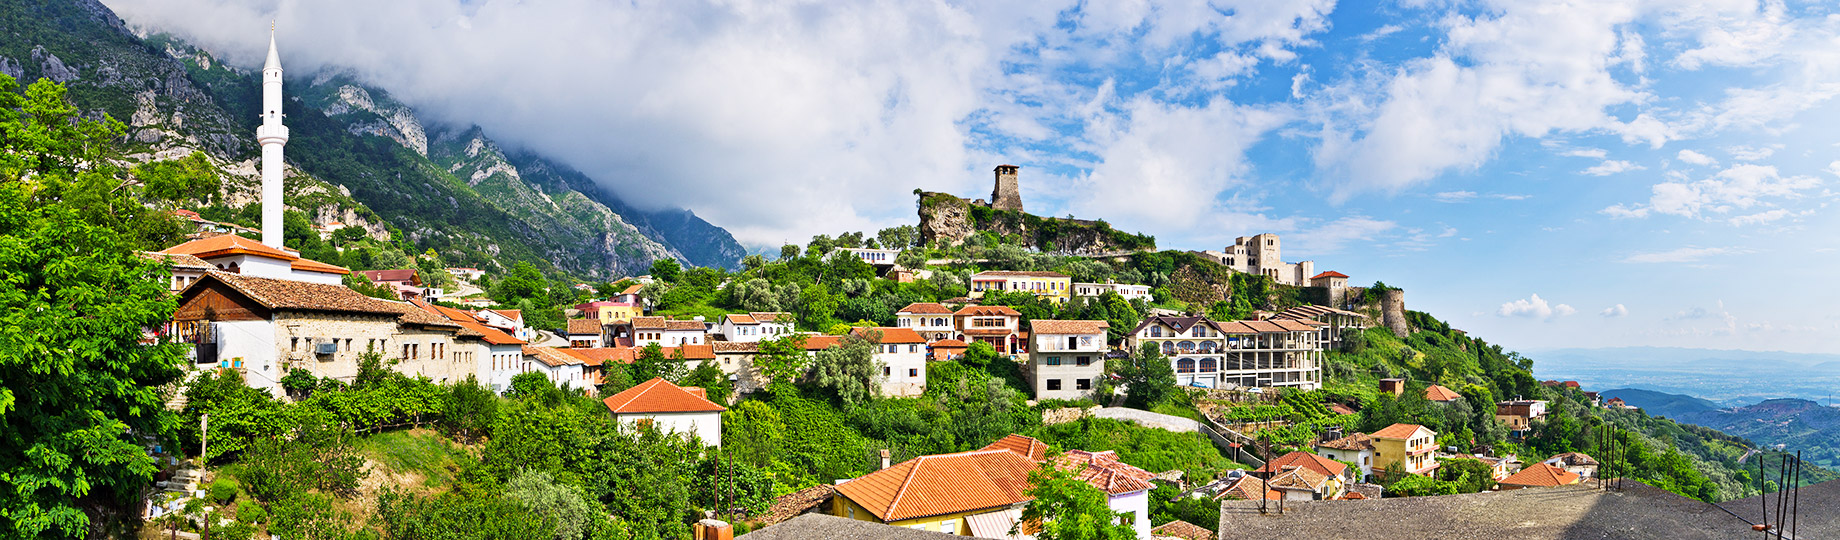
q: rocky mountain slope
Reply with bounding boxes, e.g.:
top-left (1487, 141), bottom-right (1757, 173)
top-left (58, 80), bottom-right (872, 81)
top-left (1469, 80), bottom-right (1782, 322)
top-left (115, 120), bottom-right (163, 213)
top-left (4, 0), bottom-right (742, 278)
top-left (1604, 388), bottom-right (1720, 419)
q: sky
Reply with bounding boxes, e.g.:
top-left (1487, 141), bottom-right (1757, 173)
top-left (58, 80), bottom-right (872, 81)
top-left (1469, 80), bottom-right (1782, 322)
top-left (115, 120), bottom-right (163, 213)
top-left (103, 0), bottom-right (1840, 356)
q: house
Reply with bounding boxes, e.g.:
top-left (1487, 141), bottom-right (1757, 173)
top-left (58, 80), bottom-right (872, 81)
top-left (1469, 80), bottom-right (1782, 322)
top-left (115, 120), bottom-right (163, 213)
top-left (1307, 270), bottom-right (1351, 306)
top-left (357, 269), bottom-right (433, 301)
top-left (1255, 451), bottom-right (1352, 499)
top-left (1583, 391), bottom-right (1602, 407)
top-left (1125, 315), bottom-right (1325, 390)
top-left (170, 271), bottom-right (463, 396)
top-left (1542, 452), bottom-right (1599, 479)
top-left (142, 252), bottom-right (213, 292)
top-left (1475, 455), bottom-right (1521, 481)
top-left (1497, 462), bottom-right (1582, 490)
top-left (1211, 475), bottom-right (1282, 501)
top-left (566, 319), bottom-right (604, 348)
top-left (927, 339), bottom-right (968, 362)
top-left (1370, 423), bottom-right (1439, 478)
top-left (415, 300), bottom-right (527, 393)
top-left (1073, 281), bottom-right (1152, 301)
top-left (1269, 304), bottom-right (1369, 351)
top-left (1314, 433), bottom-right (1379, 481)
top-left (1606, 397), bottom-right (1631, 409)
top-left (575, 300), bottom-right (643, 323)
top-left (850, 327), bottom-right (928, 397)
top-left (160, 234), bottom-right (348, 286)
top-left (524, 346), bottom-right (589, 390)
top-left (602, 378), bottom-right (725, 447)
top-left (1495, 399), bottom-right (1549, 438)
top-left (1378, 378), bottom-right (1406, 397)
top-left (1424, 384), bottom-right (1463, 402)
top-left (1028, 320), bottom-right (1110, 400)
top-left (710, 334), bottom-right (844, 393)
top-left (895, 302), bottom-right (957, 342)
top-left (475, 308), bottom-right (533, 342)
top-left (621, 316), bottom-right (708, 347)
top-left (968, 270), bottom-right (1073, 303)
top-left (445, 267), bottom-right (484, 281)
top-left (717, 312), bottom-right (793, 342)
top-left (1052, 449), bottom-right (1156, 538)
top-left (954, 305), bottom-right (1023, 355)
top-left (836, 247), bottom-right (899, 267)
top-left (831, 448), bottom-right (1037, 535)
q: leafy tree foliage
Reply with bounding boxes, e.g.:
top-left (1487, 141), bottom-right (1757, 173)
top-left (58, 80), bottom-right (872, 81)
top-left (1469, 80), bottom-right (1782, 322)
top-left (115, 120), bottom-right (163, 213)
top-left (807, 335), bottom-right (883, 408)
top-left (648, 258), bottom-right (682, 283)
top-left (1118, 343), bottom-right (1176, 408)
top-left (1018, 463), bottom-right (1138, 540)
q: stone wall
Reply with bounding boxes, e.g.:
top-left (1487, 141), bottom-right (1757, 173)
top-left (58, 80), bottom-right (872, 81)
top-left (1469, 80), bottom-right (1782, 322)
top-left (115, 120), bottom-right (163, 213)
top-left (1381, 289), bottom-right (1408, 338)
top-left (991, 165), bottom-right (1024, 213)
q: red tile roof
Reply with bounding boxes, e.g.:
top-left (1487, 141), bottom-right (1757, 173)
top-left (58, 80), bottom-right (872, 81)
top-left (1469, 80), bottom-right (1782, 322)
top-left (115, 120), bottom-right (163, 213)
top-left (630, 316), bottom-right (668, 329)
top-left (162, 234), bottom-right (295, 261)
top-left (834, 449), bottom-right (1038, 522)
top-left (1030, 320), bottom-right (1109, 335)
top-left (981, 434), bottom-right (1050, 462)
top-left (1257, 451), bottom-right (1349, 478)
top-left (1057, 450), bottom-right (1156, 495)
top-left (725, 313), bottom-right (759, 325)
top-left (931, 339), bottom-right (969, 348)
top-left (1501, 463), bottom-right (1581, 487)
top-left (898, 302), bottom-right (954, 314)
top-left (1316, 432), bottom-right (1377, 451)
top-left (1372, 423), bottom-right (1432, 441)
top-left (567, 318), bottom-right (603, 336)
top-left (1310, 271), bottom-right (1349, 280)
top-left (421, 302), bottom-right (524, 345)
top-left (602, 378), bottom-right (726, 414)
top-left (802, 335), bottom-right (843, 350)
top-left (525, 346), bottom-right (583, 367)
top-left (1151, 520), bottom-right (1214, 540)
top-left (290, 258), bottom-right (352, 275)
top-left (850, 327), bottom-right (927, 344)
top-left (955, 305), bottom-right (1021, 317)
top-left (563, 347), bottom-right (634, 366)
top-left (1425, 385), bottom-right (1464, 402)
top-left (1214, 476), bottom-right (1281, 501)
top-left (665, 320), bottom-right (707, 331)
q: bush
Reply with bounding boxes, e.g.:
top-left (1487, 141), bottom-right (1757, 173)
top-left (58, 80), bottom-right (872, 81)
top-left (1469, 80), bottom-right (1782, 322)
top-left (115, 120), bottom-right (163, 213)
top-left (207, 476), bottom-right (239, 504)
top-left (235, 500), bottom-right (267, 524)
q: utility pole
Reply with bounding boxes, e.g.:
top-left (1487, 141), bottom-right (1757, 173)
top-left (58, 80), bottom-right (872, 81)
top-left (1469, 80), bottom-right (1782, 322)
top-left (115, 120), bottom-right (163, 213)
top-left (200, 413), bottom-right (209, 462)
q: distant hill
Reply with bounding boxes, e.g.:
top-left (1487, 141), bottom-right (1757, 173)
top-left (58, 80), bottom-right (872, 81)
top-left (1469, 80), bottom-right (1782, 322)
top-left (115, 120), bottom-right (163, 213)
top-left (1675, 399), bottom-right (1840, 471)
top-left (1603, 388), bottom-right (1720, 419)
top-left (1530, 347), bottom-right (1840, 406)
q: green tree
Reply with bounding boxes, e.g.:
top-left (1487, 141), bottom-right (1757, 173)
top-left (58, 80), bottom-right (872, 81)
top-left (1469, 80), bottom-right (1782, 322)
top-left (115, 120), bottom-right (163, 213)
top-left (1017, 463), bottom-right (1138, 540)
top-left (649, 258), bottom-right (682, 283)
top-left (963, 341), bottom-right (1001, 366)
top-left (876, 225), bottom-right (918, 250)
top-left (443, 375), bottom-right (499, 441)
top-left (681, 359), bottom-right (733, 404)
top-left (808, 334), bottom-right (883, 408)
top-left (721, 401), bottom-right (784, 469)
top-left (504, 469), bottom-right (594, 540)
top-left (493, 261), bottom-right (548, 304)
top-left (778, 244), bottom-right (800, 260)
top-left (0, 76), bottom-right (191, 539)
top-left (755, 335), bottom-right (812, 393)
top-left (1120, 343), bottom-right (1176, 408)
top-left (796, 283), bottom-right (840, 331)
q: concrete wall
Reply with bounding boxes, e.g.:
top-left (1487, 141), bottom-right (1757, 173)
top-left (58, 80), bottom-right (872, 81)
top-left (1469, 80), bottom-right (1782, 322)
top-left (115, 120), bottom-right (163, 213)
top-left (1110, 490), bottom-right (1151, 540)
top-left (1031, 332), bottom-right (1106, 400)
top-left (215, 320), bottom-right (280, 395)
top-left (877, 346), bottom-right (928, 397)
top-left (272, 311), bottom-right (401, 384)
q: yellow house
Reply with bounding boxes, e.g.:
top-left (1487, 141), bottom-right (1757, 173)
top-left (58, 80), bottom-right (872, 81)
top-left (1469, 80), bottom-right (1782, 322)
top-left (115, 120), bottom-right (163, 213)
top-left (969, 271), bottom-right (1073, 303)
top-left (575, 300), bottom-right (642, 323)
top-left (1370, 423), bottom-right (1439, 477)
top-left (832, 448), bottom-right (1038, 536)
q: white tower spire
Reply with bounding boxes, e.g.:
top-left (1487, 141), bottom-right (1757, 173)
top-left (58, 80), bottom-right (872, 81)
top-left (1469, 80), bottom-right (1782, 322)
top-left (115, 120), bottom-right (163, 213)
top-left (256, 23), bottom-right (290, 248)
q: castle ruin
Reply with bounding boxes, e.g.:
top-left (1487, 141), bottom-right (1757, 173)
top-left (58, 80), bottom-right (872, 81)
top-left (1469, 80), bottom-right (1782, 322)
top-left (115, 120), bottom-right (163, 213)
top-left (989, 164), bottom-right (1023, 213)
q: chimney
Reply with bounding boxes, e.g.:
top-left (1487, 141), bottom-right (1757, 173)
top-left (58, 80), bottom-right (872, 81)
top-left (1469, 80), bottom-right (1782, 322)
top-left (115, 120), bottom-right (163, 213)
top-left (694, 519), bottom-right (733, 540)
top-left (880, 449), bottom-right (891, 470)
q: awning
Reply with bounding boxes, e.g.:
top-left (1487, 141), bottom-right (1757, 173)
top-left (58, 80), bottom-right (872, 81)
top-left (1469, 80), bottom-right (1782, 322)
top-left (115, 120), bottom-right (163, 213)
top-left (966, 508), bottom-right (1033, 540)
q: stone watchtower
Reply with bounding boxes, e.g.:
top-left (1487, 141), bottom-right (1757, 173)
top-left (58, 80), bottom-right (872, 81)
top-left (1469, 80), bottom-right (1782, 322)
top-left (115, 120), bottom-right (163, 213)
top-left (990, 164), bottom-right (1024, 213)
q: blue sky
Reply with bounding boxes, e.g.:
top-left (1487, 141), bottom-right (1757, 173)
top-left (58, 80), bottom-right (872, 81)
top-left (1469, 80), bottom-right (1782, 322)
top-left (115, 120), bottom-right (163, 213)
top-left (109, 0), bottom-right (1840, 354)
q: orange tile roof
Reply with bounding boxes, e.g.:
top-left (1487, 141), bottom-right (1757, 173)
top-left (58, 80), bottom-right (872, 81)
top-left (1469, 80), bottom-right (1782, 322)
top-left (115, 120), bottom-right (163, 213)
top-left (1269, 467), bottom-right (1327, 491)
top-left (179, 271), bottom-right (405, 318)
top-left (834, 449), bottom-right (1038, 522)
top-left (1057, 450), bottom-right (1156, 495)
top-left (290, 258), bottom-right (352, 275)
top-left (898, 302), bottom-right (954, 314)
top-left (420, 302), bottom-right (525, 345)
top-left (711, 341), bottom-right (759, 353)
top-left (1311, 271), bottom-right (1349, 279)
top-left (1500, 463), bottom-right (1581, 487)
top-left (1030, 320), bottom-right (1109, 335)
top-left (630, 316), bottom-right (668, 329)
top-left (602, 378), bottom-right (726, 414)
top-left (981, 434), bottom-right (1050, 462)
top-left (851, 327), bottom-right (927, 344)
top-left (1151, 520), bottom-right (1214, 540)
top-left (1425, 385), bottom-right (1463, 402)
top-left (1214, 476), bottom-right (1281, 501)
top-left (955, 305), bottom-right (1021, 317)
top-left (567, 318), bottom-right (603, 335)
top-left (662, 344), bottom-right (716, 360)
top-left (665, 320), bottom-right (707, 331)
top-left (725, 313), bottom-right (759, 325)
top-left (139, 251), bottom-right (213, 269)
top-left (1257, 451), bottom-right (1348, 478)
top-left (524, 346), bottom-right (583, 367)
top-left (749, 312), bottom-right (791, 323)
top-left (620, 284), bottom-right (644, 295)
top-left (563, 347), bottom-right (634, 366)
top-left (802, 335), bottom-right (843, 350)
top-left (162, 234), bottom-right (296, 261)
top-left (493, 309), bottom-right (522, 320)
top-left (931, 339), bottom-right (969, 348)
top-left (1372, 423), bottom-right (1432, 441)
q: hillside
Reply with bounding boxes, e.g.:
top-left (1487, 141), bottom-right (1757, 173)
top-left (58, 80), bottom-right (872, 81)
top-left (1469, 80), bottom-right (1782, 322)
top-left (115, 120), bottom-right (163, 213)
top-left (1603, 388), bottom-right (1719, 418)
top-left (3, 0), bottom-right (743, 278)
top-left (1674, 399), bottom-right (1840, 470)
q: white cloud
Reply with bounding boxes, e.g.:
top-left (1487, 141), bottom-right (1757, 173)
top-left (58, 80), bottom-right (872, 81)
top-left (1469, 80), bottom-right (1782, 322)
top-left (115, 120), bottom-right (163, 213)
top-left (1602, 163), bottom-right (1821, 223)
top-left (1285, 215), bottom-right (1399, 256)
top-left (1497, 294), bottom-right (1576, 321)
top-left (1582, 160), bottom-right (1643, 176)
top-left (1676, 149), bottom-right (1717, 166)
top-left (1563, 148), bottom-right (1608, 159)
top-left (1433, 191), bottom-right (1477, 202)
top-left (1727, 145), bottom-right (1778, 161)
top-left (1600, 304), bottom-right (1628, 317)
top-left (1622, 246), bottom-right (1741, 264)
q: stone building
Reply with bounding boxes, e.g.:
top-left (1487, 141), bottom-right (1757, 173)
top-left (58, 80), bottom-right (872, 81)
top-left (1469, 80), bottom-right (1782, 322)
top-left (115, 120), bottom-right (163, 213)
top-left (990, 164), bottom-right (1023, 213)
top-left (1028, 320), bottom-right (1110, 400)
top-left (1199, 233), bottom-right (1316, 286)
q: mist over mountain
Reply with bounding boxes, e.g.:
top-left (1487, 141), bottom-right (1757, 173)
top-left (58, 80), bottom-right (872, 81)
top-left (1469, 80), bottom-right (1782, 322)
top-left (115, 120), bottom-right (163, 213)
top-left (1531, 347), bottom-right (1840, 406)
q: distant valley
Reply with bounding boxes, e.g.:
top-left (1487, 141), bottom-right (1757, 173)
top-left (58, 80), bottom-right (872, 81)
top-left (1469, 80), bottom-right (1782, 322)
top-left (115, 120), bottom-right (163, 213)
top-left (1603, 388), bottom-right (1840, 470)
top-left (1530, 346), bottom-right (1840, 406)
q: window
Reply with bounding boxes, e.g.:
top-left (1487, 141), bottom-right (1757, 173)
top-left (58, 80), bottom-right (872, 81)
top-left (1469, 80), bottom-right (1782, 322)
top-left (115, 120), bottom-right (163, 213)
top-left (1046, 356), bottom-right (1061, 366)
top-left (1076, 378), bottom-right (1091, 390)
top-left (908, 344), bottom-right (918, 353)
top-left (1076, 356), bottom-right (1091, 366)
top-left (1046, 379), bottom-right (1062, 390)
top-left (1150, 327), bottom-right (1162, 337)
top-left (883, 366), bottom-right (891, 376)
top-left (908, 368), bottom-right (918, 377)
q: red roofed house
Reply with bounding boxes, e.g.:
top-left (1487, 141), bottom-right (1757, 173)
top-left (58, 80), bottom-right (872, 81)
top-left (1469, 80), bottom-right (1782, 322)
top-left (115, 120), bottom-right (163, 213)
top-left (1254, 451), bottom-right (1353, 499)
top-left (414, 300), bottom-right (529, 393)
top-left (1028, 320), bottom-right (1110, 400)
top-left (851, 327), bottom-right (929, 397)
top-left (1308, 270), bottom-right (1351, 306)
top-left (831, 448), bottom-right (1037, 536)
top-left (602, 378), bottom-right (726, 447)
top-left (1424, 384), bottom-right (1464, 402)
top-left (357, 269), bottom-right (434, 301)
top-left (954, 305), bottom-right (1023, 355)
top-left (161, 234), bottom-right (349, 286)
top-left (718, 312), bottom-right (793, 342)
top-left (896, 303), bottom-right (957, 342)
top-left (927, 339), bottom-right (969, 362)
top-left (1498, 462), bottom-right (1582, 490)
top-left (1314, 432), bottom-right (1379, 481)
top-left (1370, 423), bottom-right (1439, 478)
top-left (1054, 449), bottom-right (1155, 537)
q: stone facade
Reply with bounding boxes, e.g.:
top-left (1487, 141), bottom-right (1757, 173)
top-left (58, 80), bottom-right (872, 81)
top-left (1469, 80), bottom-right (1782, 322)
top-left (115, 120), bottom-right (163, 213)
top-left (990, 164), bottom-right (1024, 213)
top-left (1202, 233), bottom-right (1315, 286)
top-left (1381, 289), bottom-right (1408, 338)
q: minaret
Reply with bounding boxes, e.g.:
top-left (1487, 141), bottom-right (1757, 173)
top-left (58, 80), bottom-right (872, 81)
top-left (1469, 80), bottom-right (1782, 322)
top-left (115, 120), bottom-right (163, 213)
top-left (256, 25), bottom-right (290, 248)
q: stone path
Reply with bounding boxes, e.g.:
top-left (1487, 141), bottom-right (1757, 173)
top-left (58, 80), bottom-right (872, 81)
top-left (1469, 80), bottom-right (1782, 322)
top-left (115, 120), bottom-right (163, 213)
top-left (1092, 407), bottom-right (1203, 433)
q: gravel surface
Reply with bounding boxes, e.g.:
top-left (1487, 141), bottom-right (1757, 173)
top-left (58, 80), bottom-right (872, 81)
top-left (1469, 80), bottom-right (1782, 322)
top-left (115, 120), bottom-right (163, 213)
top-left (1093, 407), bottom-right (1202, 433)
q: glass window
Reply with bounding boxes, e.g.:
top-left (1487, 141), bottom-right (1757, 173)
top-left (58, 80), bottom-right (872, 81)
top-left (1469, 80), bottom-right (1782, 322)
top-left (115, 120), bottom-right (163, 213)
top-left (1076, 379), bottom-right (1091, 390)
top-left (1046, 356), bottom-right (1062, 366)
top-left (1046, 379), bottom-right (1062, 390)
top-left (908, 368), bottom-right (918, 377)
top-left (1076, 356), bottom-right (1091, 366)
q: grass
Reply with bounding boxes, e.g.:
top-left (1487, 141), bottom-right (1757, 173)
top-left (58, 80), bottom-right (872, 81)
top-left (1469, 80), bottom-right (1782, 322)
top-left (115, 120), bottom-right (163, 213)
top-left (355, 428), bottom-right (471, 490)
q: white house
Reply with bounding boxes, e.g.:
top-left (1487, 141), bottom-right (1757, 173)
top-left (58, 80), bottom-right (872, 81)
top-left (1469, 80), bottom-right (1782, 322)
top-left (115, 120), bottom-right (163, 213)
top-left (160, 234), bottom-right (348, 286)
top-left (475, 308), bottom-right (534, 342)
top-left (566, 319), bottom-right (604, 348)
top-left (894, 302), bottom-right (957, 342)
top-left (602, 378), bottom-right (726, 447)
top-left (1058, 450), bottom-right (1154, 539)
top-left (524, 346), bottom-right (589, 390)
top-left (836, 247), bottom-right (899, 267)
top-left (1313, 432), bottom-right (1379, 482)
top-left (717, 312), bottom-right (793, 342)
top-left (1073, 282), bottom-right (1152, 302)
top-left (851, 327), bottom-right (928, 397)
top-left (627, 316), bottom-right (708, 347)
top-left (1028, 320), bottom-right (1109, 400)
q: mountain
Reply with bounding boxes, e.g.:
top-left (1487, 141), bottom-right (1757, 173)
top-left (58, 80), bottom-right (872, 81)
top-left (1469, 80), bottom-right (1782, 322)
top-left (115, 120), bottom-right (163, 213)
top-left (1530, 346), bottom-right (1840, 406)
top-left (4, 0), bottom-right (743, 278)
top-left (1674, 399), bottom-right (1840, 471)
top-left (1603, 388), bottom-right (1719, 419)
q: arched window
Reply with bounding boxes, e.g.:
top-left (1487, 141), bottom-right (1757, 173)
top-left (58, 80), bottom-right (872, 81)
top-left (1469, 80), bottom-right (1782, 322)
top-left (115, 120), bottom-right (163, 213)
top-left (1199, 342), bottom-right (1217, 353)
top-left (933, 317), bottom-right (947, 327)
top-left (1161, 342), bottom-right (1175, 355)
top-left (1199, 358), bottom-right (1218, 372)
top-left (1176, 358), bottom-right (1196, 373)
top-left (1178, 341), bottom-right (1196, 352)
